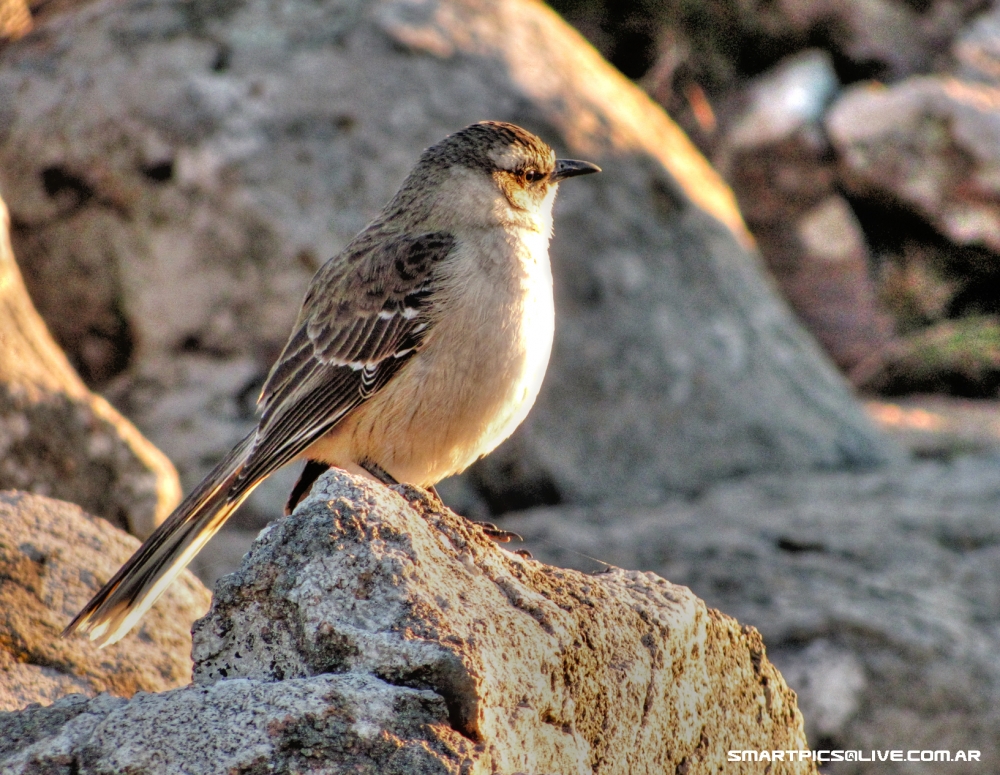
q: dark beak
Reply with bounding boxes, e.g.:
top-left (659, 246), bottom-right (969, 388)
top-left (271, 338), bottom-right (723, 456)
top-left (551, 158), bottom-right (601, 182)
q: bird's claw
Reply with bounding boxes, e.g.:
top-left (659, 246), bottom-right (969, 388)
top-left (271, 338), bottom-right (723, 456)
top-left (473, 521), bottom-right (522, 543)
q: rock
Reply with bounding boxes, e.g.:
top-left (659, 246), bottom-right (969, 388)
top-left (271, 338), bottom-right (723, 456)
top-left (0, 490), bottom-right (211, 712)
top-left (954, 3), bottom-right (1000, 85)
top-left (865, 395), bottom-right (1000, 458)
top-left (0, 469), bottom-right (815, 773)
top-left (742, 0), bottom-right (981, 80)
top-left (0, 0), bottom-right (896, 526)
top-left (0, 195), bottom-right (181, 540)
top-left (1, 677), bottom-right (467, 774)
top-left (562, 0), bottom-right (984, 134)
top-left (720, 51), bottom-right (893, 376)
top-left (827, 75), bottom-right (1000, 255)
top-left (502, 456), bottom-right (1000, 772)
top-left (723, 51), bottom-right (841, 156)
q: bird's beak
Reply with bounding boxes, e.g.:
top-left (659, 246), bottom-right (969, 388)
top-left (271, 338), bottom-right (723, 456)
top-left (551, 159), bottom-right (602, 182)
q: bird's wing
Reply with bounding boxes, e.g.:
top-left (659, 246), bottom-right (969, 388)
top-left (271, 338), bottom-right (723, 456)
top-left (233, 230), bottom-right (456, 492)
top-left (63, 230), bottom-right (455, 647)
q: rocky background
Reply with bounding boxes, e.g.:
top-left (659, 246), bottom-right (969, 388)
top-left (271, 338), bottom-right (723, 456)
top-left (555, 0), bottom-right (1000, 397)
top-left (1, 0), bottom-right (1000, 772)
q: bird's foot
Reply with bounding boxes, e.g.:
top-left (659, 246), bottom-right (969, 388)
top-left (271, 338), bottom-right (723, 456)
top-left (424, 484), bottom-right (445, 504)
top-left (472, 521), bottom-right (523, 543)
top-left (418, 486), bottom-right (522, 546)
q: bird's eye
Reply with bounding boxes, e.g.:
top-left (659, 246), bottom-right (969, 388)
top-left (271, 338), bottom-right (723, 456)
top-left (523, 169), bottom-right (545, 184)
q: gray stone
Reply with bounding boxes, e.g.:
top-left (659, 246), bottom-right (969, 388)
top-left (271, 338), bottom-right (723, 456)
top-left (719, 51), bottom-right (893, 376)
top-left (724, 50), bottom-right (840, 153)
top-left (828, 75), bottom-right (1000, 255)
top-left (502, 455), bottom-right (1000, 772)
top-left (0, 675), bottom-right (463, 774)
top-left (0, 469), bottom-right (816, 774)
top-left (0, 0), bottom-right (895, 529)
top-left (0, 196), bottom-right (181, 541)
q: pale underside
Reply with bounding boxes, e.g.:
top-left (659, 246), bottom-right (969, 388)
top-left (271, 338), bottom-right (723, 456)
top-left (305, 214), bottom-right (556, 486)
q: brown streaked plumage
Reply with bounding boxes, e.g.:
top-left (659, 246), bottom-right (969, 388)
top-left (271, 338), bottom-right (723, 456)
top-left (63, 121), bottom-right (600, 646)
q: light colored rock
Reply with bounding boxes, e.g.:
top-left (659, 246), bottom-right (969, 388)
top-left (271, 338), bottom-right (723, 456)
top-left (773, 639), bottom-right (866, 742)
top-left (828, 76), bottom-right (1000, 255)
top-left (725, 50), bottom-right (839, 154)
top-left (0, 0), bottom-right (895, 527)
top-left (796, 197), bottom-right (866, 264)
top-left (193, 470), bottom-right (813, 773)
top-left (0, 469), bottom-right (816, 773)
top-left (503, 456), bottom-right (1000, 772)
top-left (719, 51), bottom-right (893, 375)
top-left (1, 676), bottom-right (465, 774)
top-left (0, 491), bottom-right (211, 712)
top-left (0, 195), bottom-right (180, 539)
top-left (954, 3), bottom-right (1000, 85)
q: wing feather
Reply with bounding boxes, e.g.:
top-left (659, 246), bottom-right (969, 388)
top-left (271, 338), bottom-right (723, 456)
top-left (336, 316), bottom-right (377, 364)
top-left (232, 231), bottom-right (455, 494)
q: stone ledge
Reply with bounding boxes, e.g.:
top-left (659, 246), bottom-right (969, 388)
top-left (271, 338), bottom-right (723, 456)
top-left (0, 470), bottom-right (815, 774)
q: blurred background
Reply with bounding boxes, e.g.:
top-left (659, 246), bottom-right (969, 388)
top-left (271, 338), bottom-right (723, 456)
top-left (3, 0), bottom-right (1000, 770)
top-left (553, 0), bottom-right (1000, 403)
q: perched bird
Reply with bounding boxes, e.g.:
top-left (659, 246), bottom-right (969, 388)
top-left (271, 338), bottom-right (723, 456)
top-left (63, 121), bottom-right (600, 647)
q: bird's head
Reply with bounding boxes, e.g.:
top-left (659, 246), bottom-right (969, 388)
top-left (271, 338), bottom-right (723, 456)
top-left (409, 121), bottom-right (600, 229)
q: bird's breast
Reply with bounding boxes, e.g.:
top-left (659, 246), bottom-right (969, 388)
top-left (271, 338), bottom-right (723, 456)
top-left (353, 225), bottom-right (555, 485)
top-left (436, 225), bottom-right (555, 440)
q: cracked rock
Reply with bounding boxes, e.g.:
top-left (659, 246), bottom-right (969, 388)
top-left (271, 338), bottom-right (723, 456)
top-left (1, 470), bottom-right (814, 773)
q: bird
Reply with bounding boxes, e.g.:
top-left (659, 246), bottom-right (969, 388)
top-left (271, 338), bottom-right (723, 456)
top-left (63, 120), bottom-right (600, 647)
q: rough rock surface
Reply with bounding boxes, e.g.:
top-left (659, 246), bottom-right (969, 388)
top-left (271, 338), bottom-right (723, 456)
top-left (0, 490), bottom-right (210, 712)
top-left (0, 196), bottom-right (180, 540)
top-left (827, 75), bottom-right (1000, 255)
top-left (1, 677), bottom-right (470, 774)
top-left (0, 0), bottom-right (895, 524)
top-left (503, 455), bottom-right (1000, 774)
top-left (1, 469), bottom-right (814, 774)
top-left (720, 50), bottom-right (893, 376)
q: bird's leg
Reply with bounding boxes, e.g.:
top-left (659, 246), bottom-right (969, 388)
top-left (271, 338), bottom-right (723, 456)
top-left (359, 459), bottom-right (399, 485)
top-left (285, 460), bottom-right (331, 515)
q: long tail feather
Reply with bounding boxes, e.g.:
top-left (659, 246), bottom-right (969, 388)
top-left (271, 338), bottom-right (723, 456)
top-left (63, 432), bottom-right (260, 647)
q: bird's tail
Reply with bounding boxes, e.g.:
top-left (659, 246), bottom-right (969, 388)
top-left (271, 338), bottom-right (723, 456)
top-left (63, 431), bottom-right (260, 648)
